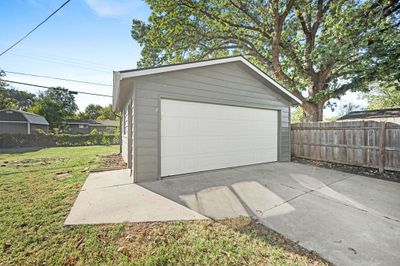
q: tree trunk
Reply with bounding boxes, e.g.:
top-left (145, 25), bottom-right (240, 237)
top-left (301, 101), bottom-right (324, 122)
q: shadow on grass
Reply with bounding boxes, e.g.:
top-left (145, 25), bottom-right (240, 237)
top-left (0, 147), bottom-right (43, 155)
top-left (220, 217), bottom-right (332, 265)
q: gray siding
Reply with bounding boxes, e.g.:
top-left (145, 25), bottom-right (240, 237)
top-left (131, 93), bottom-right (135, 178)
top-left (131, 62), bottom-right (291, 183)
top-left (0, 122), bottom-right (28, 134)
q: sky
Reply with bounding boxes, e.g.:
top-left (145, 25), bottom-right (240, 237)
top-left (0, 0), bottom-right (150, 111)
top-left (0, 0), bottom-right (366, 117)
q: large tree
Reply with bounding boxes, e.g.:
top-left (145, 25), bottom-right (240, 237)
top-left (0, 70), bottom-right (36, 110)
top-left (97, 104), bottom-right (119, 120)
top-left (28, 87), bottom-right (78, 129)
top-left (82, 104), bottom-right (103, 120)
top-left (132, 0), bottom-right (400, 121)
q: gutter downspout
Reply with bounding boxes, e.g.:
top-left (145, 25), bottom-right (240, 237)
top-left (27, 122), bottom-right (31, 135)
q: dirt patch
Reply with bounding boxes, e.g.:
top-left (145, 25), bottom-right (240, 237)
top-left (90, 153), bottom-right (126, 172)
top-left (1, 158), bottom-right (68, 168)
top-left (292, 157), bottom-right (400, 183)
top-left (56, 172), bottom-right (73, 180)
top-left (117, 222), bottom-right (168, 260)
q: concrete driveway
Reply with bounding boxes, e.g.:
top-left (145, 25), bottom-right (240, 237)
top-left (140, 162), bottom-right (400, 266)
top-left (66, 162), bottom-right (400, 265)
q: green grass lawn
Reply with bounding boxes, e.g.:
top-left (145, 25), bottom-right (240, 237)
top-left (0, 146), bottom-right (327, 265)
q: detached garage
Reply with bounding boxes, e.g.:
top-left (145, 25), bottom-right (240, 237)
top-left (113, 56), bottom-right (301, 183)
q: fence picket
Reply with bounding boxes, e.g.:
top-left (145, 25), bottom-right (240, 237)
top-left (291, 121), bottom-right (400, 172)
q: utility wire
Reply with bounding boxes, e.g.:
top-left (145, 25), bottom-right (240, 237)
top-left (5, 71), bottom-right (112, 87)
top-left (0, 0), bottom-right (72, 57)
top-left (2, 79), bottom-right (112, 97)
top-left (9, 52), bottom-right (112, 71)
top-left (11, 50), bottom-right (115, 69)
top-left (8, 52), bottom-right (110, 73)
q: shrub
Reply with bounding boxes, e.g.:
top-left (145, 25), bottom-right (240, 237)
top-left (0, 131), bottom-right (119, 148)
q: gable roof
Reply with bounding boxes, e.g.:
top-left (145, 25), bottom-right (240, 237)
top-left (113, 56), bottom-right (302, 110)
top-left (0, 109), bottom-right (49, 125)
top-left (338, 108), bottom-right (400, 120)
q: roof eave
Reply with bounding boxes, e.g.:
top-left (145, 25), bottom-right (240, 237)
top-left (112, 56), bottom-right (302, 108)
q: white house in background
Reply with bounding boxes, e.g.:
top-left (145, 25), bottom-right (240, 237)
top-left (0, 109), bottom-right (49, 134)
top-left (112, 56), bottom-right (301, 183)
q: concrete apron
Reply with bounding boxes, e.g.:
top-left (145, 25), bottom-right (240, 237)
top-left (139, 162), bottom-right (400, 266)
top-left (65, 163), bottom-right (400, 266)
top-left (64, 169), bottom-right (207, 225)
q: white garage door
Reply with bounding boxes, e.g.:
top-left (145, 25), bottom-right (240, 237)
top-left (161, 99), bottom-right (278, 176)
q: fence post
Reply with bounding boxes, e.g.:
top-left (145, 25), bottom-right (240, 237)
top-left (378, 122), bottom-right (386, 173)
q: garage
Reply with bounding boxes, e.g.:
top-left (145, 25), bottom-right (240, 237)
top-left (113, 56), bottom-right (301, 183)
top-left (161, 99), bottom-right (278, 176)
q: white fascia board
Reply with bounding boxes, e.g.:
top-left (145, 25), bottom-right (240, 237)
top-left (0, 121), bottom-right (28, 123)
top-left (119, 56), bottom-right (243, 80)
top-left (113, 56), bottom-right (302, 107)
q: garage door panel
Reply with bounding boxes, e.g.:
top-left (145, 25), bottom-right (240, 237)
top-left (161, 99), bottom-right (278, 176)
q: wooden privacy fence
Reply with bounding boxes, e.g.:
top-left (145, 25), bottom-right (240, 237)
top-left (291, 121), bottom-right (400, 172)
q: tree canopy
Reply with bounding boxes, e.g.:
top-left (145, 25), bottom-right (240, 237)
top-left (0, 70), bottom-right (37, 110)
top-left (74, 104), bottom-right (119, 121)
top-left (97, 104), bottom-right (119, 120)
top-left (364, 83), bottom-right (400, 110)
top-left (80, 104), bottom-right (104, 120)
top-left (28, 88), bottom-right (78, 129)
top-left (132, 0), bottom-right (400, 121)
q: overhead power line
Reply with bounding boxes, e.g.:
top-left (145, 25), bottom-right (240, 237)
top-left (5, 71), bottom-right (112, 87)
top-left (2, 79), bottom-right (112, 98)
top-left (9, 52), bottom-right (112, 73)
top-left (0, 0), bottom-right (72, 57)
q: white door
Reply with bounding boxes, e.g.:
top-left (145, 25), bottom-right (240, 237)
top-left (161, 99), bottom-right (278, 176)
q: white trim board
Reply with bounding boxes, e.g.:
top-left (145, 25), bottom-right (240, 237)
top-left (113, 56), bottom-right (302, 110)
top-left (0, 121), bottom-right (28, 123)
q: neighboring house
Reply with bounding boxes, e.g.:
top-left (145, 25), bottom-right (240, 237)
top-left (338, 108), bottom-right (400, 124)
top-left (0, 109), bottom-right (49, 134)
top-left (64, 119), bottom-right (118, 134)
top-left (113, 56), bottom-right (301, 183)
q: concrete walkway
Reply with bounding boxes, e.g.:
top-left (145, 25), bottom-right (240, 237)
top-left (64, 169), bottom-right (207, 225)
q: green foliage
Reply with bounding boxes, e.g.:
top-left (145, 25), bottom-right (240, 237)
top-left (364, 83), bottom-right (400, 110)
top-left (98, 104), bottom-right (119, 120)
top-left (323, 116), bottom-right (339, 122)
top-left (291, 107), bottom-right (304, 123)
top-left (52, 132), bottom-right (119, 146)
top-left (0, 69), bottom-right (36, 110)
top-left (0, 131), bottom-right (119, 148)
top-left (132, 0), bottom-right (400, 121)
top-left (73, 104), bottom-right (119, 121)
top-left (28, 87), bottom-right (78, 129)
top-left (81, 104), bottom-right (103, 120)
top-left (0, 95), bottom-right (18, 110)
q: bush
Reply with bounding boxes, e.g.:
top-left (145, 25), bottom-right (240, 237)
top-left (0, 132), bottom-right (120, 148)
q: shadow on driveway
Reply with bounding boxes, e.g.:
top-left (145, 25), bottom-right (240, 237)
top-left (140, 162), bottom-right (400, 266)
